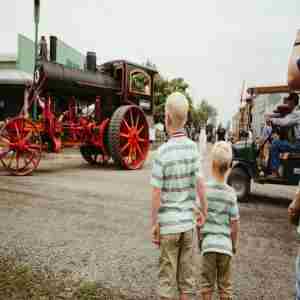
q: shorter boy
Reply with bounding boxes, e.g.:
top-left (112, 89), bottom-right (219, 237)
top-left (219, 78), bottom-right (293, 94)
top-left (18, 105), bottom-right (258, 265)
top-left (198, 141), bottom-right (240, 300)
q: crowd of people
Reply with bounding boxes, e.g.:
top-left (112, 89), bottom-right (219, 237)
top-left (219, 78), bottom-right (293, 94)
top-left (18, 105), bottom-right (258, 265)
top-left (150, 91), bottom-right (300, 300)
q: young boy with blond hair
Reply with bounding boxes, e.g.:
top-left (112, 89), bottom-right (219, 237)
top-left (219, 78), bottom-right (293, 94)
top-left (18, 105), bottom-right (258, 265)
top-left (151, 92), bottom-right (208, 300)
top-left (198, 141), bottom-right (240, 300)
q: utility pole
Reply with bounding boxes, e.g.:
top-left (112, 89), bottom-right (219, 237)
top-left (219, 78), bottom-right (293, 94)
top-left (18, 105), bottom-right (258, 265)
top-left (33, 0), bottom-right (40, 121)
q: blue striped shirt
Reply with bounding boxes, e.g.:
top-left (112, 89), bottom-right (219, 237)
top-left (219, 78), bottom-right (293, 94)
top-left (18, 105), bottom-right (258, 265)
top-left (151, 131), bottom-right (203, 235)
top-left (201, 180), bottom-right (239, 257)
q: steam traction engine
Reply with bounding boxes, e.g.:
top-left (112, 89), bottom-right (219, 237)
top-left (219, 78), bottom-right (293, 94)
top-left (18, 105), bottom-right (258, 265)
top-left (0, 57), bottom-right (158, 175)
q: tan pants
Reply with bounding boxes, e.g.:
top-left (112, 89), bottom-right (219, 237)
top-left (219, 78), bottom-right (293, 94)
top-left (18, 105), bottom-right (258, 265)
top-left (159, 230), bottom-right (194, 299)
top-left (200, 252), bottom-right (233, 299)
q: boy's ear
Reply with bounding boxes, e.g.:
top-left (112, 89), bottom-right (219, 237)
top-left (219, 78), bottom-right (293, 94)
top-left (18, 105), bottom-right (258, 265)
top-left (165, 112), bottom-right (172, 127)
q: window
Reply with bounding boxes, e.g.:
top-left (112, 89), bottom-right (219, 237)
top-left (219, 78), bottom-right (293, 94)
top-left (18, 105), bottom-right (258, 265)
top-left (129, 69), bottom-right (151, 96)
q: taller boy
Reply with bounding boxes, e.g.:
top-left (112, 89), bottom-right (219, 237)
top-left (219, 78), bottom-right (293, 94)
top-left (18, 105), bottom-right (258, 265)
top-left (151, 92), bottom-right (207, 300)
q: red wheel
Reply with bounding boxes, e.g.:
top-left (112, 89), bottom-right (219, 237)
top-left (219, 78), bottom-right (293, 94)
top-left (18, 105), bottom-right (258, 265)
top-left (108, 105), bottom-right (149, 170)
top-left (0, 117), bottom-right (42, 175)
top-left (80, 145), bottom-right (109, 165)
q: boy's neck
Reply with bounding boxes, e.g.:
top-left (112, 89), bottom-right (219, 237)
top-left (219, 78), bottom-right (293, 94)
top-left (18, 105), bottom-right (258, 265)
top-left (212, 172), bottom-right (226, 184)
top-left (168, 127), bottom-right (184, 136)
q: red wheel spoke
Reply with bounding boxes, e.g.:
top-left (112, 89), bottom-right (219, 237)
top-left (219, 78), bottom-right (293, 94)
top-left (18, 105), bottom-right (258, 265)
top-left (14, 122), bottom-right (20, 139)
top-left (137, 137), bottom-right (146, 143)
top-left (129, 110), bottom-right (134, 127)
top-left (122, 119), bottom-right (131, 131)
top-left (128, 144), bottom-right (133, 159)
top-left (23, 155), bottom-right (31, 168)
top-left (8, 152), bottom-right (15, 168)
top-left (30, 156), bottom-right (39, 169)
top-left (121, 142), bottom-right (130, 153)
top-left (0, 136), bottom-right (10, 145)
top-left (136, 143), bottom-right (143, 157)
top-left (132, 146), bottom-right (137, 161)
top-left (135, 113), bottom-right (140, 129)
top-left (27, 144), bottom-right (41, 150)
top-left (120, 133), bottom-right (129, 138)
top-left (19, 119), bottom-right (26, 138)
top-left (23, 130), bottom-right (33, 142)
top-left (16, 152), bottom-right (20, 170)
top-left (137, 125), bottom-right (145, 136)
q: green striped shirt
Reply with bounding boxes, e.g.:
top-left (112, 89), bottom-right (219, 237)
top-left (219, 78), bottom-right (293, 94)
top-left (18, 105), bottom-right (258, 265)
top-left (201, 180), bottom-right (239, 257)
top-left (151, 132), bottom-right (203, 235)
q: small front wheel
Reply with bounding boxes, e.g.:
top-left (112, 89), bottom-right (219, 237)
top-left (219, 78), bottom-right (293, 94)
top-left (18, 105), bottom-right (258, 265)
top-left (227, 167), bottom-right (251, 202)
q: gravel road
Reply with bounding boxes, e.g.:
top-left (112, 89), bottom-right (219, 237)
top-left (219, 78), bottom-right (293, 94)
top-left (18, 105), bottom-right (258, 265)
top-left (0, 148), bottom-right (298, 299)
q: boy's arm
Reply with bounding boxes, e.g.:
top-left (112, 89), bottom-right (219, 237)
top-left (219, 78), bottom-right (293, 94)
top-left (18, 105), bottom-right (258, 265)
top-left (151, 187), bottom-right (161, 246)
top-left (230, 219), bottom-right (240, 254)
top-left (150, 154), bottom-right (164, 246)
top-left (229, 193), bottom-right (240, 254)
top-left (152, 187), bottom-right (161, 226)
top-left (288, 187), bottom-right (300, 225)
top-left (195, 147), bottom-right (208, 220)
top-left (196, 177), bottom-right (208, 219)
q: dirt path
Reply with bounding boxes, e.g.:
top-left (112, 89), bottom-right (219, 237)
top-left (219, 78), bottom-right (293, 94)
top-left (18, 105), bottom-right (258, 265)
top-left (0, 149), bottom-right (298, 299)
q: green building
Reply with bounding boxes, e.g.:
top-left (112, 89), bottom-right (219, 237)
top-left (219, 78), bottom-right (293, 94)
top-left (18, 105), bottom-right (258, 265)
top-left (0, 34), bottom-right (86, 120)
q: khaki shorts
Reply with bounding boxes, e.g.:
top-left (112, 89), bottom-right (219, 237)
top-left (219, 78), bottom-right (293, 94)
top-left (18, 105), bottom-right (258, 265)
top-left (200, 252), bottom-right (233, 298)
top-left (159, 229), bottom-right (194, 299)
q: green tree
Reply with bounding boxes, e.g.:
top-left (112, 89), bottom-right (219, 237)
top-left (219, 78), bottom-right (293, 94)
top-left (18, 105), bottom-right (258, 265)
top-left (190, 99), bottom-right (218, 132)
top-left (153, 77), bottom-right (193, 124)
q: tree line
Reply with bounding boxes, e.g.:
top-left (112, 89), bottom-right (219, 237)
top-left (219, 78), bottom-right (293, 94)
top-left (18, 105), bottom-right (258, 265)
top-left (152, 76), bottom-right (217, 133)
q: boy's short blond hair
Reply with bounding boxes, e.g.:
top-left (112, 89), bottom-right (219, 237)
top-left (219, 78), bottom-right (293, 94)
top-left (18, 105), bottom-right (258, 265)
top-left (211, 141), bottom-right (232, 175)
top-left (165, 92), bottom-right (189, 129)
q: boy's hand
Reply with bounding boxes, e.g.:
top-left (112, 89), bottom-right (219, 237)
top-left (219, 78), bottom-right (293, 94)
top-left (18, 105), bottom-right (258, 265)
top-left (288, 192), bottom-right (300, 226)
top-left (232, 241), bottom-right (237, 254)
top-left (196, 211), bottom-right (206, 226)
top-left (152, 224), bottom-right (160, 247)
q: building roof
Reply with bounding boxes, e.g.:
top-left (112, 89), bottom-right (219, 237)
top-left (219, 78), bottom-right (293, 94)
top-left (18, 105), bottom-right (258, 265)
top-left (100, 59), bottom-right (158, 75)
top-left (0, 53), bottom-right (17, 62)
top-left (247, 84), bottom-right (300, 95)
top-left (0, 69), bottom-right (32, 85)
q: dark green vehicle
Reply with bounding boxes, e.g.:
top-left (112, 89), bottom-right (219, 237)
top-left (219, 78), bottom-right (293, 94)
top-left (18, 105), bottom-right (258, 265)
top-left (227, 85), bottom-right (300, 201)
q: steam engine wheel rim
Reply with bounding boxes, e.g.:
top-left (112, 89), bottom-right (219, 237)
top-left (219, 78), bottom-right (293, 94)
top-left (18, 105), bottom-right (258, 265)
top-left (109, 105), bottom-right (149, 170)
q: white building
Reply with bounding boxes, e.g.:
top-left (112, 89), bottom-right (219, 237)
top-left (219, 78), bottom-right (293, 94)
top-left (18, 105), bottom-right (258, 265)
top-left (251, 93), bottom-right (283, 138)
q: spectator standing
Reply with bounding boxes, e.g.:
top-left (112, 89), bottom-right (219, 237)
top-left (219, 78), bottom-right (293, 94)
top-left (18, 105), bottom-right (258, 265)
top-left (217, 125), bottom-right (226, 141)
top-left (197, 142), bottom-right (240, 300)
top-left (198, 127), bottom-right (207, 163)
top-left (39, 36), bottom-right (48, 61)
top-left (151, 92), bottom-right (208, 300)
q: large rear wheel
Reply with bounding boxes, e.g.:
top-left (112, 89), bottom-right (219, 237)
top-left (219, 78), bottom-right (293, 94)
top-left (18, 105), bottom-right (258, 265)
top-left (227, 167), bottom-right (251, 202)
top-left (108, 105), bottom-right (149, 169)
top-left (0, 117), bottom-right (42, 175)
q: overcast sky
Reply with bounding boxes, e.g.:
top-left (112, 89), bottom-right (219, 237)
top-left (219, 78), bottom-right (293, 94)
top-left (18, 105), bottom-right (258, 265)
top-left (2, 0), bottom-right (300, 123)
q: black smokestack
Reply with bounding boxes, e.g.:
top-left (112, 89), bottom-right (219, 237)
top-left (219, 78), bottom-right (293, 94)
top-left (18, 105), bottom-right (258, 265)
top-left (50, 36), bottom-right (57, 62)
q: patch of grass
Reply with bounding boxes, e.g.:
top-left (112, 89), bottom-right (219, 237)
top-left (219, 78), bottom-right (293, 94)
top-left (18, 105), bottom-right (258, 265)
top-left (0, 256), bottom-right (146, 300)
top-left (76, 282), bottom-right (98, 300)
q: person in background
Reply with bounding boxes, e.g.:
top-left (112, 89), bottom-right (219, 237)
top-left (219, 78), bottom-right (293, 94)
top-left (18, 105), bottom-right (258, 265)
top-left (259, 119), bottom-right (273, 168)
top-left (262, 119), bottom-right (273, 141)
top-left (266, 93), bottom-right (300, 177)
top-left (197, 141), bottom-right (240, 300)
top-left (151, 92), bottom-right (208, 300)
top-left (198, 126), bottom-right (207, 164)
top-left (217, 125), bottom-right (226, 141)
top-left (288, 182), bottom-right (300, 300)
top-left (39, 36), bottom-right (48, 61)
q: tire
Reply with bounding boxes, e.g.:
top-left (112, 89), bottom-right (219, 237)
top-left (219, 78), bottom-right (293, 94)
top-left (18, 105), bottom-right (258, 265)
top-left (108, 105), bottom-right (149, 170)
top-left (227, 167), bottom-right (251, 202)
